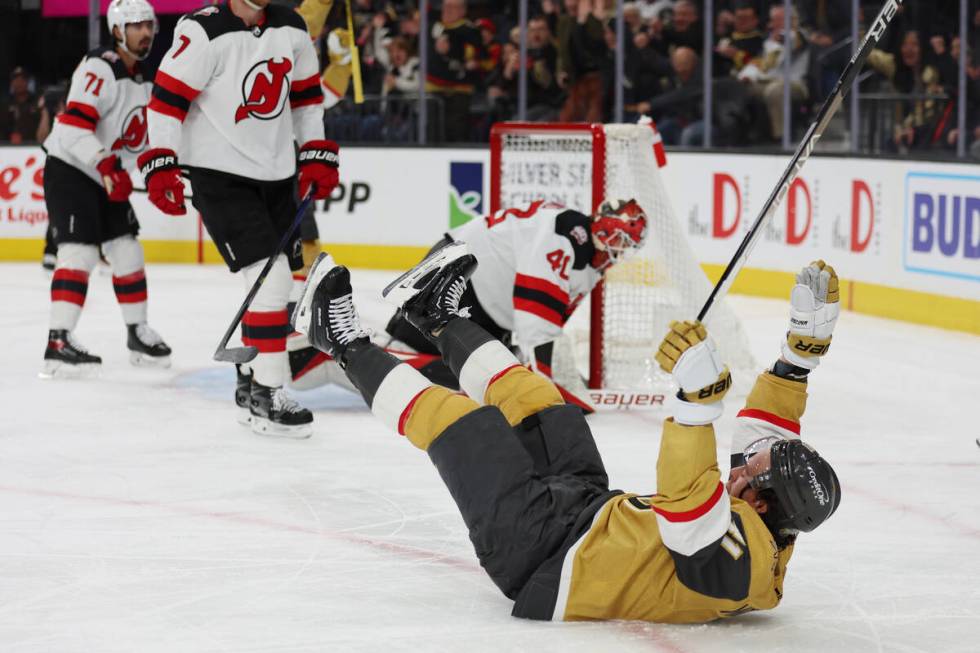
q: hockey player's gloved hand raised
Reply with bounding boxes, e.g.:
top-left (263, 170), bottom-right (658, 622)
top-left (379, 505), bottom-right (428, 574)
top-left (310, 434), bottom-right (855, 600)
top-left (96, 154), bottom-right (133, 202)
top-left (138, 148), bottom-right (185, 216)
top-left (782, 260), bottom-right (839, 369)
top-left (298, 140), bottom-right (340, 200)
top-left (655, 320), bottom-right (731, 425)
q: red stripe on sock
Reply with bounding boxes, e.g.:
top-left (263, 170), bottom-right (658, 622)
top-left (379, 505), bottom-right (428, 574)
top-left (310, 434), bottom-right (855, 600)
top-left (487, 364), bottom-right (524, 390)
top-left (241, 336), bottom-right (286, 353)
top-left (243, 310), bottom-right (289, 327)
top-left (53, 269), bottom-right (90, 283)
top-left (52, 289), bottom-right (86, 305)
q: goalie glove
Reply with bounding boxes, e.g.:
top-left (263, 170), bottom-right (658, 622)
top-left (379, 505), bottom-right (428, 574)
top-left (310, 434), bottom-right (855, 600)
top-left (782, 260), bottom-right (840, 370)
top-left (655, 320), bottom-right (731, 426)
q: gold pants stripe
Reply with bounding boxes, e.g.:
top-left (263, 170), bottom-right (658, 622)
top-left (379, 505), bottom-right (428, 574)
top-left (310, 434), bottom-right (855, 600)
top-left (403, 387), bottom-right (480, 451)
top-left (485, 366), bottom-right (564, 426)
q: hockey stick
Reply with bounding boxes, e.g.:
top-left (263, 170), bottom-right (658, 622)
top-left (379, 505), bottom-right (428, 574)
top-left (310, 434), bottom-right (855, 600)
top-left (212, 189), bottom-right (315, 364)
top-left (697, 0), bottom-right (903, 322)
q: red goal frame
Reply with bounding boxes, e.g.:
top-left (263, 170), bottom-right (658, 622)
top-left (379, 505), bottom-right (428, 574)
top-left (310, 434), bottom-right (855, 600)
top-left (489, 122), bottom-right (610, 388)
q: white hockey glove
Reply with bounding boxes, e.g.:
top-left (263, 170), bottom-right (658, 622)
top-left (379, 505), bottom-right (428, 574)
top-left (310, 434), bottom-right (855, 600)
top-left (655, 321), bottom-right (731, 426)
top-left (782, 260), bottom-right (840, 370)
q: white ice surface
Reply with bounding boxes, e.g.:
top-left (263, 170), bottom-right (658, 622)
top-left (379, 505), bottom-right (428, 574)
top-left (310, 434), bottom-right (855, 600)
top-left (1, 263), bottom-right (978, 653)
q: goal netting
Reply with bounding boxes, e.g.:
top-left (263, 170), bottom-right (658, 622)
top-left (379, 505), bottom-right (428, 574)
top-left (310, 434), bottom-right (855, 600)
top-left (490, 121), bottom-right (757, 392)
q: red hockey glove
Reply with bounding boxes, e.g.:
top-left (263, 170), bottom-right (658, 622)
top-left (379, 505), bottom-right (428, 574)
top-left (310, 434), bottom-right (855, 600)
top-left (297, 140), bottom-right (339, 200)
top-left (137, 148), bottom-right (185, 216)
top-left (95, 154), bottom-right (133, 202)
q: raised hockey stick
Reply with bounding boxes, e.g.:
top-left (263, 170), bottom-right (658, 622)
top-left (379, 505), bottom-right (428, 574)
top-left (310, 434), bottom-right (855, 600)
top-left (212, 189), bottom-right (315, 364)
top-left (696, 0), bottom-right (903, 323)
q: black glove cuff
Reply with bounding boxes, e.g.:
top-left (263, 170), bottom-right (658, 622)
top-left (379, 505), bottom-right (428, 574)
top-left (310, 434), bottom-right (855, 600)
top-left (771, 359), bottom-right (811, 382)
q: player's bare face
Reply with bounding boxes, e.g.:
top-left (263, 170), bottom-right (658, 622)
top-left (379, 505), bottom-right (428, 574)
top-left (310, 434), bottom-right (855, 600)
top-left (125, 21), bottom-right (155, 58)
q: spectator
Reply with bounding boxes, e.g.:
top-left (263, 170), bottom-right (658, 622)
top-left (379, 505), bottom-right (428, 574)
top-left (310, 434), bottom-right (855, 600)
top-left (475, 18), bottom-right (502, 81)
top-left (35, 83), bottom-right (66, 144)
top-left (625, 28), bottom-right (672, 118)
top-left (526, 14), bottom-right (564, 121)
top-left (715, 2), bottom-right (764, 77)
top-left (868, 30), bottom-right (950, 151)
top-left (3, 67), bottom-right (41, 144)
top-left (651, 46), bottom-right (709, 145)
top-left (799, 0), bottom-right (853, 100)
top-left (557, 0), bottom-right (608, 122)
top-left (425, 0), bottom-right (482, 141)
top-left (651, 0), bottom-right (703, 56)
top-left (380, 35), bottom-right (420, 98)
top-left (739, 4), bottom-right (810, 142)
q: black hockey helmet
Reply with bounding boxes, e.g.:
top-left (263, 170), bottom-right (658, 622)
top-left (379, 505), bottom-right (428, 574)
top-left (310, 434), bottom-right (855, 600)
top-left (749, 439), bottom-right (841, 543)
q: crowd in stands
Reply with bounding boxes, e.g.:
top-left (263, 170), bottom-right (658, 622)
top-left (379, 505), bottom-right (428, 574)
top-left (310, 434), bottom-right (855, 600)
top-left (3, 0), bottom-right (979, 155)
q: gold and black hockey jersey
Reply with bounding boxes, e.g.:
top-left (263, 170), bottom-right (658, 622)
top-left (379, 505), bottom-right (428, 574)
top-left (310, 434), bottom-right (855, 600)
top-left (513, 372), bottom-right (807, 623)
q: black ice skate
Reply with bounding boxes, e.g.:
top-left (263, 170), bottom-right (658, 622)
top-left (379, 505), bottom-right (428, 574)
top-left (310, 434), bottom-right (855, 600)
top-left (382, 241), bottom-right (470, 308)
top-left (249, 382), bottom-right (313, 439)
top-left (127, 323), bottom-right (172, 368)
top-left (41, 330), bottom-right (102, 378)
top-left (235, 364), bottom-right (252, 426)
top-left (292, 252), bottom-right (370, 365)
top-left (386, 250), bottom-right (478, 337)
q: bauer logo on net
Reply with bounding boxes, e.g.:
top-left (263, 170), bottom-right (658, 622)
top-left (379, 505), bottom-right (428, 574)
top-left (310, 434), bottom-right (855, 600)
top-left (904, 172), bottom-right (980, 282)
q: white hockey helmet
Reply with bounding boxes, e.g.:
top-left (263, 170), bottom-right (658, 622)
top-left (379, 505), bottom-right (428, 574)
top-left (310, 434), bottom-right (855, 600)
top-left (107, 0), bottom-right (158, 61)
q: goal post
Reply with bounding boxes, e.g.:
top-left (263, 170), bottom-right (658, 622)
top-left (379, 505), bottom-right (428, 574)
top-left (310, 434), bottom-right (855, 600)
top-left (489, 121), bottom-right (757, 392)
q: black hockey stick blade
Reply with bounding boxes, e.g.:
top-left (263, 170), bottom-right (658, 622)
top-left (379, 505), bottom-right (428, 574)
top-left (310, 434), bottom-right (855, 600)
top-left (697, 0), bottom-right (904, 323)
top-left (212, 190), bottom-right (316, 364)
top-left (214, 343), bottom-right (260, 364)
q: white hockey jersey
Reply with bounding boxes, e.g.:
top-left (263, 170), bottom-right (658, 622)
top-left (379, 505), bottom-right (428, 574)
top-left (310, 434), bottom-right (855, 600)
top-left (448, 200), bottom-right (602, 361)
top-left (147, 3), bottom-right (324, 181)
top-left (44, 46), bottom-right (151, 184)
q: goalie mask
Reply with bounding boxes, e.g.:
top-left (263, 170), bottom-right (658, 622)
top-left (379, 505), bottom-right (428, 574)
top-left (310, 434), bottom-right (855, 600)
top-left (591, 198), bottom-right (648, 270)
top-left (107, 0), bottom-right (158, 61)
top-left (742, 437), bottom-right (841, 546)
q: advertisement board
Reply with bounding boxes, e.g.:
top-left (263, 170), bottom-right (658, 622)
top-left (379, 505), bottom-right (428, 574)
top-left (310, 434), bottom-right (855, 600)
top-left (2, 145), bottom-right (976, 333)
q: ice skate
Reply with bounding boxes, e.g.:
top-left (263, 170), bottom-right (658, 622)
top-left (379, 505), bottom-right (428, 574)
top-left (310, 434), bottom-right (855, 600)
top-left (235, 364), bottom-right (252, 426)
top-left (40, 330), bottom-right (102, 378)
top-left (249, 382), bottom-right (313, 439)
top-left (127, 323), bottom-right (172, 367)
top-left (396, 253), bottom-right (478, 336)
top-left (381, 240), bottom-right (470, 308)
top-left (291, 253), bottom-right (370, 363)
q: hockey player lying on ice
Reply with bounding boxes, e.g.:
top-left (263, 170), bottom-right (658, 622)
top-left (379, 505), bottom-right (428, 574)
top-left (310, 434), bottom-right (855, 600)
top-left (288, 198), bottom-right (649, 411)
top-left (291, 245), bottom-right (842, 623)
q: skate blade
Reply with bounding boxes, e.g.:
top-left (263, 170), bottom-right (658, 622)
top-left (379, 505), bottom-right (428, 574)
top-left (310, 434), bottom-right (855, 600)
top-left (39, 360), bottom-right (101, 379)
top-left (382, 241), bottom-right (469, 306)
top-left (237, 407), bottom-right (252, 427)
top-left (250, 416), bottom-right (313, 439)
top-left (129, 351), bottom-right (172, 368)
top-left (291, 252), bottom-right (337, 337)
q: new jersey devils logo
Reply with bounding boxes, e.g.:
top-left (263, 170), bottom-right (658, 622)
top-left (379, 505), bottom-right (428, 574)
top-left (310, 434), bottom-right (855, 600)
top-left (235, 58), bottom-right (292, 123)
top-left (111, 105), bottom-right (148, 153)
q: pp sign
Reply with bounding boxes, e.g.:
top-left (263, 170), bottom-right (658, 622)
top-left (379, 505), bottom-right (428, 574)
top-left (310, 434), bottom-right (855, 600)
top-left (904, 172), bottom-right (980, 282)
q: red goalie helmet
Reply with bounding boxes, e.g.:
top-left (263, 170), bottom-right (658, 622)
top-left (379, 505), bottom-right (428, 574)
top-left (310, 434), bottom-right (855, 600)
top-left (590, 198), bottom-right (649, 270)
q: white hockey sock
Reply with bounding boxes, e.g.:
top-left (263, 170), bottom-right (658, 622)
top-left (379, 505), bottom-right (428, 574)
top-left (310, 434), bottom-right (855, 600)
top-left (242, 255), bottom-right (292, 388)
top-left (103, 235), bottom-right (148, 325)
top-left (49, 243), bottom-right (99, 331)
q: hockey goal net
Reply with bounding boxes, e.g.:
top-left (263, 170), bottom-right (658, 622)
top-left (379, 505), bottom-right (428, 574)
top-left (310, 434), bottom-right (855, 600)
top-left (489, 121), bottom-right (756, 391)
